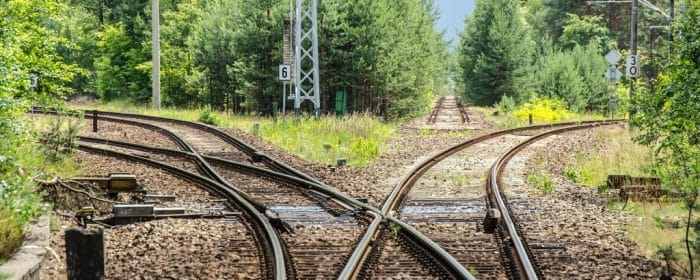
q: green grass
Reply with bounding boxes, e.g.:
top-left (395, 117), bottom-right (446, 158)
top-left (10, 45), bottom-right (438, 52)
top-left (71, 100), bottom-right (396, 167)
top-left (0, 115), bottom-right (82, 261)
top-left (433, 173), bottom-right (471, 186)
top-left (472, 106), bottom-right (607, 129)
top-left (563, 129), bottom-right (654, 187)
top-left (621, 201), bottom-right (698, 275)
top-left (527, 172), bottom-right (554, 194)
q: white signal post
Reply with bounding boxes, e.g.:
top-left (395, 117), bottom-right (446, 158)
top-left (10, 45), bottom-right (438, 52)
top-left (152, 0), bottom-right (160, 110)
top-left (279, 64), bottom-right (291, 119)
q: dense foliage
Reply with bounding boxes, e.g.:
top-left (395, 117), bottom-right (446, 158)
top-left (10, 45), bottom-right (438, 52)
top-left (0, 0), bottom-right (80, 259)
top-left (58, 0), bottom-right (447, 120)
top-left (458, 0), bottom-right (671, 113)
top-left (633, 1), bottom-right (700, 276)
top-left (457, 0), bottom-right (532, 106)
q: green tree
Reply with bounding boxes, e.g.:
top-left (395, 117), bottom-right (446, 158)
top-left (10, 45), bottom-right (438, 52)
top-left (633, 1), bottom-right (700, 277)
top-left (458, 0), bottom-right (533, 105)
top-left (189, 0), bottom-right (241, 111)
top-left (559, 14), bottom-right (616, 53)
top-left (0, 0), bottom-right (77, 259)
top-left (159, 0), bottom-right (203, 107)
top-left (0, 0), bottom-right (81, 103)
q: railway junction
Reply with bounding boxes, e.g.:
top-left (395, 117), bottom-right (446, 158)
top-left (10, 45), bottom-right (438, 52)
top-left (17, 97), bottom-right (662, 279)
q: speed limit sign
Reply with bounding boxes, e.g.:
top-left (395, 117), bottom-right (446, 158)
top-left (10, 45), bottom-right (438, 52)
top-left (626, 55), bottom-right (639, 78)
top-left (278, 64), bottom-right (291, 81)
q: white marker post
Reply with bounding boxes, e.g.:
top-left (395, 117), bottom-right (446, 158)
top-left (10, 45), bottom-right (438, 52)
top-left (279, 64), bottom-right (291, 119)
top-left (626, 55), bottom-right (640, 78)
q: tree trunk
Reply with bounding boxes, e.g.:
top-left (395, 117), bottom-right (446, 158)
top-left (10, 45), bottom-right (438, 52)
top-left (685, 193), bottom-right (697, 279)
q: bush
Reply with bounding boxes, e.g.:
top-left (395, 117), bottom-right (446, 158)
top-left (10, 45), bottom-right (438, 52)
top-left (528, 172), bottom-right (554, 194)
top-left (198, 105), bottom-right (220, 126)
top-left (41, 115), bottom-right (81, 163)
top-left (350, 138), bottom-right (379, 166)
top-left (496, 95), bottom-right (517, 113)
top-left (513, 97), bottom-right (572, 123)
top-left (0, 209), bottom-right (24, 259)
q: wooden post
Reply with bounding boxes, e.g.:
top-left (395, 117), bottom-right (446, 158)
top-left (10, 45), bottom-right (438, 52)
top-left (528, 113), bottom-right (533, 125)
top-left (65, 227), bottom-right (105, 280)
top-left (92, 110), bottom-right (98, 132)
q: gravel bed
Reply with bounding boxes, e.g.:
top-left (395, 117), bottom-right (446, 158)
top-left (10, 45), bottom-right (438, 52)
top-left (500, 126), bottom-right (662, 278)
top-left (82, 118), bottom-right (180, 150)
top-left (106, 219), bottom-right (260, 279)
top-left (42, 217), bottom-right (261, 279)
top-left (79, 142), bottom-right (201, 175)
top-left (75, 151), bottom-right (223, 212)
top-left (220, 109), bottom-right (499, 208)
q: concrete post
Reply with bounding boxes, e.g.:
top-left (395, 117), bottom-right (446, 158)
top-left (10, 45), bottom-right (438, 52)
top-left (65, 227), bottom-right (105, 280)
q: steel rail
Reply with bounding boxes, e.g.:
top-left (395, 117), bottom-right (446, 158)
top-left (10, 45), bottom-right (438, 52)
top-left (488, 121), bottom-right (622, 280)
top-left (427, 96), bottom-right (446, 124)
top-left (87, 109), bottom-right (325, 185)
top-left (76, 144), bottom-right (287, 280)
top-left (78, 136), bottom-right (380, 214)
top-left (33, 107), bottom-right (324, 185)
top-left (78, 135), bottom-right (471, 279)
top-left (344, 119), bottom-right (623, 279)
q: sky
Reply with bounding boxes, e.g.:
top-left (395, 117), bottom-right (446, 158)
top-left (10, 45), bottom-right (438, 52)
top-left (434, 0), bottom-right (476, 49)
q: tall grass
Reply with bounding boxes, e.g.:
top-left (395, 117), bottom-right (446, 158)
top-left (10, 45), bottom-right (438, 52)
top-left (564, 129), bottom-right (654, 188)
top-left (72, 101), bottom-right (395, 167)
top-left (473, 106), bottom-right (607, 129)
top-left (623, 201), bottom-right (698, 275)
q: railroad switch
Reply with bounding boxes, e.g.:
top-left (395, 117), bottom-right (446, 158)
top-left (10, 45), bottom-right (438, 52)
top-left (252, 152), bottom-right (264, 162)
top-left (483, 208), bottom-right (501, 234)
top-left (265, 209), bottom-right (293, 233)
top-left (71, 173), bottom-right (144, 193)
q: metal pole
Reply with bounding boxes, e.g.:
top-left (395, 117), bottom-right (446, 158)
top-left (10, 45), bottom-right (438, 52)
top-left (152, 0), bottom-right (161, 110)
top-left (294, 0), bottom-right (301, 118)
top-left (311, 0), bottom-right (321, 118)
top-left (282, 82), bottom-right (286, 119)
top-left (629, 0), bottom-right (638, 118)
top-left (670, 0), bottom-right (674, 43)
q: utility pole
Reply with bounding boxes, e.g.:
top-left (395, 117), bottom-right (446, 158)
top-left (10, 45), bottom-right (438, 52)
top-left (670, 0), bottom-right (675, 43)
top-left (629, 0), bottom-right (638, 117)
top-left (152, 0), bottom-right (161, 110)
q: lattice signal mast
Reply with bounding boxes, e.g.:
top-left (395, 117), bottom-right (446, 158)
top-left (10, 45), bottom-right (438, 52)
top-left (294, 0), bottom-right (321, 117)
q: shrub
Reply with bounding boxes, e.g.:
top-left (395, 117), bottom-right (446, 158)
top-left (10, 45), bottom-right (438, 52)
top-left (198, 105), bottom-right (220, 126)
top-left (350, 138), bottom-right (379, 166)
top-left (0, 209), bottom-right (24, 259)
top-left (41, 115), bottom-right (81, 163)
top-left (528, 172), bottom-right (554, 194)
top-left (513, 97), bottom-right (572, 123)
top-left (496, 95), bottom-right (517, 113)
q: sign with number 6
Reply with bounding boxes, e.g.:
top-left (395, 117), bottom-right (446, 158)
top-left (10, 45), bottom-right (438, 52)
top-left (279, 64), bottom-right (291, 81)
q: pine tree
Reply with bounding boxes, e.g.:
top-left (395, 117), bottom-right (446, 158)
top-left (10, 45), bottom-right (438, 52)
top-left (458, 0), bottom-right (533, 105)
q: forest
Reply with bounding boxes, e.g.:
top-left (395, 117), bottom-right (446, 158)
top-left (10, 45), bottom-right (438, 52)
top-left (1, 0), bottom-right (448, 121)
top-left (2, 0), bottom-right (700, 277)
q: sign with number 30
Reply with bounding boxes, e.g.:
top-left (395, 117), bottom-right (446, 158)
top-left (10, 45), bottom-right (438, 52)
top-left (626, 55), bottom-right (639, 78)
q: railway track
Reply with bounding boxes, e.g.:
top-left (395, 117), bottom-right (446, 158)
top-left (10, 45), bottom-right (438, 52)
top-left (344, 119), bottom-right (621, 279)
top-left (486, 122), bottom-right (626, 279)
top-left (76, 134), bottom-right (377, 278)
top-left (38, 107), bottom-right (630, 278)
top-left (427, 96), bottom-right (469, 125)
top-left (75, 144), bottom-right (276, 279)
top-left (53, 109), bottom-right (470, 278)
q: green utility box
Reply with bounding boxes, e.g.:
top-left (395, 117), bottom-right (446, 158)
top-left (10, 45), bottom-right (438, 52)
top-left (335, 88), bottom-right (347, 116)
